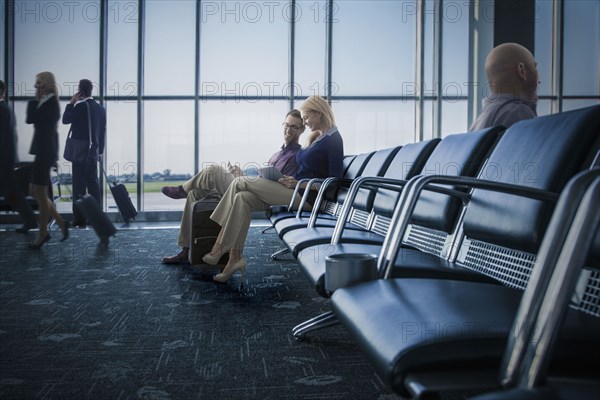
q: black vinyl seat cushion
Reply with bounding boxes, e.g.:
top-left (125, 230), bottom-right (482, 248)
top-left (297, 242), bottom-right (499, 297)
top-left (269, 209), bottom-right (303, 226)
top-left (274, 213), bottom-right (364, 238)
top-left (297, 242), bottom-right (384, 294)
top-left (282, 226), bottom-right (386, 257)
top-left (331, 278), bottom-right (600, 396)
top-left (387, 247), bottom-right (499, 283)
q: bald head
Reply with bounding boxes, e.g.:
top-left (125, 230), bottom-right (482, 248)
top-left (485, 42), bottom-right (539, 102)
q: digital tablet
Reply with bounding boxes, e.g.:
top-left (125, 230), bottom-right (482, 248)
top-left (257, 166), bottom-right (284, 182)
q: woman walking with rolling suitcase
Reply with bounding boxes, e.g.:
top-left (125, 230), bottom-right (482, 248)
top-left (25, 71), bottom-right (69, 248)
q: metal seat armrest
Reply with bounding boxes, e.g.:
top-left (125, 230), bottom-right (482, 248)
top-left (330, 176), bottom-right (408, 244)
top-left (500, 168), bottom-right (600, 389)
top-left (379, 174), bottom-right (561, 279)
top-left (380, 175), bottom-right (561, 278)
top-left (287, 178), bottom-right (312, 210)
top-left (295, 178), bottom-right (327, 217)
top-left (305, 177), bottom-right (356, 226)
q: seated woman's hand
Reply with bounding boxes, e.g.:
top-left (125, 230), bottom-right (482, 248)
top-left (278, 175), bottom-right (298, 188)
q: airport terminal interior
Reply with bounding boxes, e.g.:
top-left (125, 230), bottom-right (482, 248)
top-left (1, 1), bottom-right (599, 399)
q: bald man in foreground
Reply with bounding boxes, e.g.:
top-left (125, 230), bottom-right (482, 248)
top-left (470, 42), bottom-right (540, 131)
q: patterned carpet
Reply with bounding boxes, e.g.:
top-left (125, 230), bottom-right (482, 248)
top-left (0, 226), bottom-right (406, 400)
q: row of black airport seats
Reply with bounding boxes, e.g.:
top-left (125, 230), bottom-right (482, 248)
top-left (265, 104), bottom-right (600, 399)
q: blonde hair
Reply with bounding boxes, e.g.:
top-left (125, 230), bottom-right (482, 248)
top-left (36, 71), bottom-right (59, 97)
top-left (299, 96), bottom-right (336, 147)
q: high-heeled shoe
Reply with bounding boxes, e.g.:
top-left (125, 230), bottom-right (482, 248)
top-left (29, 233), bottom-right (51, 249)
top-left (15, 222), bottom-right (37, 234)
top-left (60, 220), bottom-right (70, 242)
top-left (202, 246), bottom-right (230, 265)
top-left (213, 258), bottom-right (247, 283)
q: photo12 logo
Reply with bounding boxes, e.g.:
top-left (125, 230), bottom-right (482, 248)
top-left (200, 81), bottom-right (338, 102)
top-left (7, 1), bottom-right (138, 24)
top-left (201, 1), bottom-right (339, 24)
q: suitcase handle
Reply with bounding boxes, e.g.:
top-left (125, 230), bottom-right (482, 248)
top-left (100, 163), bottom-right (116, 187)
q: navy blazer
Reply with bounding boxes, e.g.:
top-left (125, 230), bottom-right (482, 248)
top-left (62, 99), bottom-right (107, 157)
top-left (26, 96), bottom-right (60, 160)
top-left (295, 129), bottom-right (344, 180)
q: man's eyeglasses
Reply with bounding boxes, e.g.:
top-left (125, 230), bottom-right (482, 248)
top-left (283, 123), bottom-right (303, 131)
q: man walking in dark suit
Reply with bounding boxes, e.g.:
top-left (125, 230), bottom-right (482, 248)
top-left (0, 80), bottom-right (37, 232)
top-left (62, 79), bottom-right (106, 227)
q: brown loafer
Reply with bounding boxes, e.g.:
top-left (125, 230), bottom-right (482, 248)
top-left (162, 248), bottom-right (189, 264)
top-left (161, 186), bottom-right (187, 200)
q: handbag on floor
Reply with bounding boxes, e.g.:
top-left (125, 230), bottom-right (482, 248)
top-left (188, 192), bottom-right (228, 266)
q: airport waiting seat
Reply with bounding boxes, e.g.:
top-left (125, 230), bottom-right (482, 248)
top-left (269, 146), bottom-right (403, 260)
top-left (269, 152), bottom-right (374, 234)
top-left (266, 152), bottom-right (374, 259)
top-left (468, 168), bottom-right (600, 400)
top-left (330, 105), bottom-right (600, 398)
top-left (295, 126), bottom-right (504, 303)
top-left (291, 127), bottom-right (502, 338)
top-left (275, 140), bottom-right (440, 239)
top-left (262, 153), bottom-right (372, 240)
top-left (282, 140), bottom-right (441, 258)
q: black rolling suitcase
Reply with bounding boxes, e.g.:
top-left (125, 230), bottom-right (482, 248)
top-left (75, 194), bottom-right (117, 244)
top-left (102, 167), bottom-right (137, 223)
top-left (189, 192), bottom-right (228, 265)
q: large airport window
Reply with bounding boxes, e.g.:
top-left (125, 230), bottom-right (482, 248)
top-left (144, 1), bottom-right (195, 96)
top-left (295, 0), bottom-right (327, 98)
top-left (107, 0), bottom-right (138, 98)
top-left (199, 1), bottom-right (289, 99)
top-left (5, 0), bottom-right (598, 215)
top-left (332, 1), bottom-right (415, 96)
top-left (534, 0), bottom-right (553, 98)
top-left (198, 100), bottom-right (289, 170)
top-left (562, 99), bottom-right (600, 112)
top-left (441, 100), bottom-right (468, 136)
top-left (332, 100), bottom-right (416, 153)
top-left (13, 0), bottom-right (100, 100)
top-left (563, 0), bottom-right (600, 96)
top-left (143, 100), bottom-right (195, 211)
top-left (442, 1), bottom-right (468, 98)
top-left (104, 101), bottom-right (138, 212)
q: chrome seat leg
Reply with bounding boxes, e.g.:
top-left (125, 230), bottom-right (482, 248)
top-left (292, 311), bottom-right (340, 339)
top-left (261, 225), bottom-right (275, 234)
top-left (270, 247), bottom-right (290, 261)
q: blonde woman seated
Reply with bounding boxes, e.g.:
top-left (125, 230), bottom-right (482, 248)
top-left (162, 109), bottom-right (305, 264)
top-left (203, 96), bottom-right (344, 283)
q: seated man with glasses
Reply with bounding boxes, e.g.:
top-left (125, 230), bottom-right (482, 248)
top-left (162, 109), bottom-right (305, 264)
